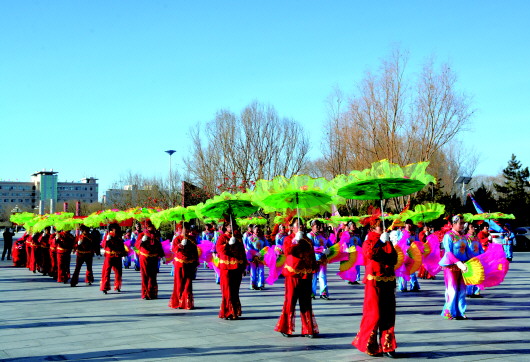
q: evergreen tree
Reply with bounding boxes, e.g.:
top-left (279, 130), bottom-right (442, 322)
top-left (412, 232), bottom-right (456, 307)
top-left (494, 154), bottom-right (530, 225)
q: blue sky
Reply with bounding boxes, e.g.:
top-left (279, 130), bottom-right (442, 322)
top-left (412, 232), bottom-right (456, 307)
top-left (1, 1), bottom-right (529, 197)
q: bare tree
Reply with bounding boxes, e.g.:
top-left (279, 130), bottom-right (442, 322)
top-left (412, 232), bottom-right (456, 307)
top-left (184, 101), bottom-right (310, 194)
top-left (106, 171), bottom-right (181, 210)
top-left (317, 48), bottom-right (476, 206)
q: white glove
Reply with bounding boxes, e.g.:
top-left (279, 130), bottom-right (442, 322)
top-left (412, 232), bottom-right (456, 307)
top-left (229, 237), bottom-right (236, 245)
top-left (380, 232), bottom-right (390, 243)
top-left (323, 248), bottom-right (330, 256)
top-left (106, 235), bottom-right (111, 241)
top-left (488, 235), bottom-right (492, 241)
top-left (142, 235), bottom-right (148, 242)
top-left (78, 240), bottom-right (82, 245)
top-left (295, 231), bottom-right (304, 241)
top-left (456, 261), bottom-right (468, 272)
top-left (182, 239), bottom-right (188, 246)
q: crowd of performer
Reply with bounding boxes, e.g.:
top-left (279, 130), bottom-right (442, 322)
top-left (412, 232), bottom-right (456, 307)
top-left (3, 212), bottom-right (514, 358)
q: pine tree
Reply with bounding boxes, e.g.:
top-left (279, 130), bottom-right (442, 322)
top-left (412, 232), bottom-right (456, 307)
top-left (494, 154), bottom-right (530, 225)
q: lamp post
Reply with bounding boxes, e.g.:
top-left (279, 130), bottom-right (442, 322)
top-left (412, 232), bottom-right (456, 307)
top-left (10, 205), bottom-right (21, 232)
top-left (165, 150), bottom-right (176, 207)
top-left (454, 175), bottom-right (472, 206)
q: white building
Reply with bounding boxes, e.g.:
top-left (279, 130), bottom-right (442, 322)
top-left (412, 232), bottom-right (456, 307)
top-left (0, 170), bottom-right (98, 214)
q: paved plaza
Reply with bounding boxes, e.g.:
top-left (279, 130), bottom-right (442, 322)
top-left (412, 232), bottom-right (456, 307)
top-left (1, 234), bottom-right (529, 361)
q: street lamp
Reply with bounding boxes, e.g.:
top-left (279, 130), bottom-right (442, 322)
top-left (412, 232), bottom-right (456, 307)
top-left (454, 175), bottom-right (472, 205)
top-left (10, 205), bottom-right (21, 232)
top-left (165, 150), bottom-right (176, 207)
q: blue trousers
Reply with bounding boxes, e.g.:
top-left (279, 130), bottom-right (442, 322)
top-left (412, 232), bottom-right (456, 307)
top-left (312, 264), bottom-right (328, 296)
top-left (397, 273), bottom-right (420, 291)
top-left (503, 244), bottom-right (513, 259)
top-left (466, 284), bottom-right (481, 296)
top-left (250, 262), bottom-right (265, 288)
top-left (441, 268), bottom-right (467, 319)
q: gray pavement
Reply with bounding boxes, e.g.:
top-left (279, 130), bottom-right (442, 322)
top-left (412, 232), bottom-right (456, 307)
top-left (1, 234), bottom-right (529, 361)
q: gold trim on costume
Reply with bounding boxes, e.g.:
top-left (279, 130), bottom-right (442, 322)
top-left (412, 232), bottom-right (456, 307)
top-left (366, 274), bottom-right (396, 282)
top-left (218, 258), bottom-right (244, 265)
top-left (174, 257), bottom-right (196, 264)
top-left (139, 251), bottom-right (159, 257)
top-left (284, 265), bottom-right (313, 274)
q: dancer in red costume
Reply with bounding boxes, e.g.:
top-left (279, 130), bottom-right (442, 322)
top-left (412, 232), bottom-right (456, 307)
top-left (29, 232), bottom-right (42, 273)
top-left (25, 232), bottom-right (32, 269)
top-left (169, 222), bottom-right (199, 310)
top-left (216, 217), bottom-right (247, 320)
top-left (477, 223), bottom-right (491, 251)
top-left (352, 220), bottom-right (398, 358)
top-left (38, 227), bottom-right (52, 276)
top-left (48, 230), bottom-right (58, 279)
top-left (135, 220), bottom-right (164, 300)
top-left (12, 234), bottom-right (27, 267)
top-left (70, 225), bottom-right (96, 287)
top-left (275, 217), bottom-right (319, 338)
top-left (55, 229), bottom-right (75, 284)
top-left (100, 223), bottom-right (126, 294)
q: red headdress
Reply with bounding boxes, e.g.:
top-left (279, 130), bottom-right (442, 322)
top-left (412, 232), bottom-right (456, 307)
top-left (360, 206), bottom-right (382, 228)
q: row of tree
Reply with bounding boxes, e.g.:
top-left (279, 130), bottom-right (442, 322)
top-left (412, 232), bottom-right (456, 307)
top-left (6, 49), bottom-right (522, 227)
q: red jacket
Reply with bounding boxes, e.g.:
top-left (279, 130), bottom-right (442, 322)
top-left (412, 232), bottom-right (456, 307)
top-left (216, 232), bottom-right (247, 270)
top-left (362, 231), bottom-right (397, 285)
top-left (172, 235), bottom-right (199, 267)
top-left (282, 233), bottom-right (317, 278)
top-left (135, 231), bottom-right (164, 258)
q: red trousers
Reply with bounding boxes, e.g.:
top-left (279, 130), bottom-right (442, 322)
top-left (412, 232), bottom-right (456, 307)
top-left (352, 281), bottom-right (397, 355)
top-left (275, 276), bottom-right (319, 335)
top-left (49, 249), bottom-right (57, 279)
top-left (100, 256), bottom-right (122, 291)
top-left (30, 246), bottom-right (41, 272)
top-left (139, 255), bottom-right (159, 299)
top-left (70, 254), bottom-right (94, 286)
top-left (56, 251), bottom-right (71, 283)
top-left (169, 263), bottom-right (195, 309)
top-left (40, 247), bottom-right (51, 275)
top-left (25, 244), bottom-right (31, 268)
top-left (218, 268), bottom-right (243, 319)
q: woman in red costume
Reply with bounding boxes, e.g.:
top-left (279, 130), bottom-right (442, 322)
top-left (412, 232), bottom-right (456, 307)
top-left (100, 223), bottom-right (126, 294)
top-left (169, 222), bottom-right (199, 310)
top-left (275, 217), bottom-right (319, 338)
top-left (12, 234), bottom-right (27, 267)
top-left (135, 220), bottom-right (164, 300)
top-left (48, 230), bottom-right (58, 279)
top-left (71, 225), bottom-right (96, 287)
top-left (38, 227), bottom-right (52, 276)
top-left (55, 229), bottom-right (75, 284)
top-left (216, 217), bottom-right (247, 320)
top-left (477, 223), bottom-right (491, 251)
top-left (352, 219), bottom-right (398, 358)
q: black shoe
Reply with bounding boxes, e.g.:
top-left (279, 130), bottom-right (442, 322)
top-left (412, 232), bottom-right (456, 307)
top-left (116, 288), bottom-right (121, 293)
top-left (281, 332), bottom-right (290, 337)
top-left (383, 351), bottom-right (397, 358)
top-left (320, 294), bottom-right (330, 300)
top-left (455, 316), bottom-right (468, 320)
top-left (305, 334), bottom-right (316, 338)
top-left (88, 282), bottom-right (92, 286)
top-left (103, 290), bottom-right (107, 294)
